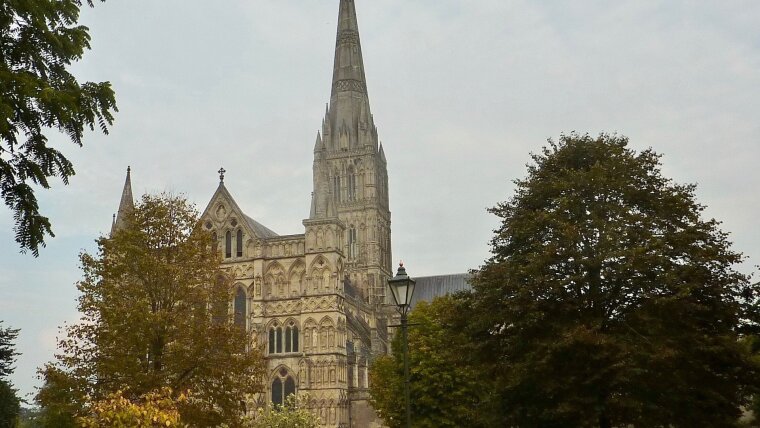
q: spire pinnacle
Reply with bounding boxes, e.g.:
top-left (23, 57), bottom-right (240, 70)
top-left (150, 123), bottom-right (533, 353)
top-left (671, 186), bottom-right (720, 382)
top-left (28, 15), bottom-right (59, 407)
top-left (111, 166), bottom-right (134, 236)
top-left (314, 131), bottom-right (323, 153)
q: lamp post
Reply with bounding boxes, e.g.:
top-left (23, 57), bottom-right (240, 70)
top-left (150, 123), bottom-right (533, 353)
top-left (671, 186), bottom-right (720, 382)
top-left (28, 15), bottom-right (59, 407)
top-left (387, 261), bottom-right (416, 428)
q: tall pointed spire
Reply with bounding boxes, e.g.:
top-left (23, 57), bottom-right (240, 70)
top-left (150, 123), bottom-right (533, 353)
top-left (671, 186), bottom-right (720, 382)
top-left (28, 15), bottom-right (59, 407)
top-left (111, 166), bottom-right (134, 236)
top-left (323, 0), bottom-right (375, 151)
top-left (331, 0), bottom-right (367, 97)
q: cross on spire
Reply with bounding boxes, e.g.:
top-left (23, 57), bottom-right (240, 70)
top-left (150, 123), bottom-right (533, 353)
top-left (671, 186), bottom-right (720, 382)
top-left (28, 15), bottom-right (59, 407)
top-left (218, 167), bottom-right (226, 183)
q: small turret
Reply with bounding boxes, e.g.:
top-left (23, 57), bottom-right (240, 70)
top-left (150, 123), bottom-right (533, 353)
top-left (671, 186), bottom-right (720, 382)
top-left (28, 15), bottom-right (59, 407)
top-left (110, 166), bottom-right (134, 236)
top-left (314, 131), bottom-right (324, 153)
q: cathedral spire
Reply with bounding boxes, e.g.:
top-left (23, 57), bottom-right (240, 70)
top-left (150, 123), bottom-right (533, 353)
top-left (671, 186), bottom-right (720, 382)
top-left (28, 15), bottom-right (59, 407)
top-left (324, 0), bottom-right (373, 151)
top-left (111, 166), bottom-right (134, 236)
top-left (331, 0), bottom-right (367, 97)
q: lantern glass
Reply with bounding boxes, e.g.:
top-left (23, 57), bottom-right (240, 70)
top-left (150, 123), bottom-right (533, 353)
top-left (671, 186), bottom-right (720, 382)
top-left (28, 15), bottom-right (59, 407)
top-left (406, 279), bottom-right (416, 307)
top-left (394, 282), bottom-right (409, 306)
top-left (388, 262), bottom-right (416, 310)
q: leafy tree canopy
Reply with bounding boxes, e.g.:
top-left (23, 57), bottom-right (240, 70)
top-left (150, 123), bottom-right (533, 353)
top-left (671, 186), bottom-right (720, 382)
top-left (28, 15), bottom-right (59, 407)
top-left (39, 193), bottom-right (265, 427)
top-left (0, 379), bottom-right (21, 428)
top-left (0, 0), bottom-right (117, 256)
top-left (470, 133), bottom-right (760, 427)
top-left (77, 388), bottom-right (185, 428)
top-left (0, 321), bottom-right (19, 379)
top-left (246, 394), bottom-right (320, 428)
top-left (370, 295), bottom-right (486, 428)
top-left (0, 322), bottom-right (21, 428)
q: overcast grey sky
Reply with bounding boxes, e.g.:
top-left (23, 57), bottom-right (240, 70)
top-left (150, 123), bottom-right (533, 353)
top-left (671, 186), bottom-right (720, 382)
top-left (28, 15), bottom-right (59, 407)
top-left (2, 0), bottom-right (759, 400)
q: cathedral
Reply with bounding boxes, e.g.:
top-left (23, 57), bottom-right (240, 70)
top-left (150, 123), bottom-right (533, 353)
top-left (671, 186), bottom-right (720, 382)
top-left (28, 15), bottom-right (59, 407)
top-left (112, 0), bottom-right (397, 426)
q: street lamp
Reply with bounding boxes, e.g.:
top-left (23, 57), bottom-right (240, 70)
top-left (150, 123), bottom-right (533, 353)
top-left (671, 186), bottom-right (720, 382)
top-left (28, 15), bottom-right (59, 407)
top-left (387, 261), bottom-right (416, 428)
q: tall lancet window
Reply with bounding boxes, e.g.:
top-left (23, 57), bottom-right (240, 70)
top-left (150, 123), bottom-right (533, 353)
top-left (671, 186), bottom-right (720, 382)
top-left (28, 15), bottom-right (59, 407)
top-left (347, 168), bottom-right (357, 201)
top-left (333, 175), bottom-right (341, 202)
top-left (236, 229), bottom-right (243, 257)
top-left (271, 378), bottom-right (283, 406)
top-left (271, 372), bottom-right (296, 406)
top-left (348, 226), bottom-right (357, 260)
top-left (234, 288), bottom-right (246, 328)
top-left (225, 231), bottom-right (232, 258)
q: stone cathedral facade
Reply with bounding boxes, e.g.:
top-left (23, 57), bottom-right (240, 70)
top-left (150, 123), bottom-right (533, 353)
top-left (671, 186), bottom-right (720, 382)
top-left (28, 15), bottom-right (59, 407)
top-left (113, 1), bottom-right (392, 426)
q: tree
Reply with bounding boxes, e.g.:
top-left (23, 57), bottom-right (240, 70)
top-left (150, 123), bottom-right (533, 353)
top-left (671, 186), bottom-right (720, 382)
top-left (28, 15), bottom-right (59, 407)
top-left (369, 296), bottom-right (485, 428)
top-left (246, 394), bottom-right (320, 428)
top-left (0, 379), bottom-right (21, 428)
top-left (35, 365), bottom-right (81, 427)
top-left (77, 388), bottom-right (185, 428)
top-left (0, 322), bottom-right (19, 379)
top-left (1, 0), bottom-right (117, 256)
top-left (42, 194), bottom-right (266, 426)
top-left (469, 133), bottom-right (760, 427)
top-left (0, 322), bottom-right (20, 427)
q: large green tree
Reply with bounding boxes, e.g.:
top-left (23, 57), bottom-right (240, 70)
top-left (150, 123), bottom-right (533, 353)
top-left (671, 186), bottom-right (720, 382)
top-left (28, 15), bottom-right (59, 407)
top-left (0, 0), bottom-right (117, 256)
top-left (40, 194), bottom-right (265, 427)
top-left (369, 296), bottom-right (485, 428)
top-left (469, 133), bottom-right (760, 427)
top-left (0, 322), bottom-right (20, 428)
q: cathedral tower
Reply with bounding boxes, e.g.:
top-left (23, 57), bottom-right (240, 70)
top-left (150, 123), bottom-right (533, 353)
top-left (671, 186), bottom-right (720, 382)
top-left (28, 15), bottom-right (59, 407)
top-left (310, 0), bottom-right (392, 306)
top-left (117, 1), bottom-right (391, 426)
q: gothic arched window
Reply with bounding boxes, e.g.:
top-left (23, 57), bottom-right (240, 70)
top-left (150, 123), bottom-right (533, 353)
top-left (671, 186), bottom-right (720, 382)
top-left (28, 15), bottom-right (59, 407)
top-left (211, 231), bottom-right (218, 252)
top-left (271, 378), bottom-right (283, 406)
top-left (233, 288), bottom-right (246, 328)
top-left (236, 229), bottom-right (243, 257)
top-left (225, 231), bottom-right (232, 258)
top-left (269, 323), bottom-right (283, 355)
top-left (271, 373), bottom-right (296, 406)
top-left (284, 377), bottom-right (296, 401)
top-left (348, 226), bottom-right (357, 260)
top-left (347, 169), bottom-right (356, 201)
top-left (284, 321), bottom-right (299, 353)
top-left (333, 175), bottom-right (341, 202)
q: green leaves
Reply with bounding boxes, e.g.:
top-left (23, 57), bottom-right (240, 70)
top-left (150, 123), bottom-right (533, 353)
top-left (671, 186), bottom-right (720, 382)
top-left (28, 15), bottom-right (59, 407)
top-left (369, 296), bottom-right (486, 428)
top-left (0, 321), bottom-right (20, 380)
top-left (470, 133), bottom-right (759, 427)
top-left (0, 322), bottom-right (21, 428)
top-left (42, 194), bottom-right (266, 427)
top-left (0, 0), bottom-right (117, 256)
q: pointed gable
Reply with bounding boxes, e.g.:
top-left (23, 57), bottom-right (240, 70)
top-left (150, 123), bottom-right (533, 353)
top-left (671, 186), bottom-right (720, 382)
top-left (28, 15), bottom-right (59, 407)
top-left (200, 181), bottom-right (278, 240)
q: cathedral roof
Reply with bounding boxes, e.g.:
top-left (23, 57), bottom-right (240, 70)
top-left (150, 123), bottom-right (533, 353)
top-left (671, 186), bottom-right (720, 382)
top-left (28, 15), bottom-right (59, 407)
top-left (410, 273), bottom-right (472, 308)
top-left (242, 213), bottom-right (278, 239)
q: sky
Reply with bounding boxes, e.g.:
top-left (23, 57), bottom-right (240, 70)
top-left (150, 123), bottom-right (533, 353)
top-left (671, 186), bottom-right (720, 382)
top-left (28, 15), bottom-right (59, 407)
top-left (2, 0), bottom-right (760, 400)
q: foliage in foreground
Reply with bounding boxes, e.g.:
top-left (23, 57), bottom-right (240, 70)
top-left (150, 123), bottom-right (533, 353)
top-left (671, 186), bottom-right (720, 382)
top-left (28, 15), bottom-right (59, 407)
top-left (0, 322), bottom-right (21, 427)
top-left (77, 388), bottom-right (184, 428)
top-left (369, 296), bottom-right (485, 428)
top-left (0, 378), bottom-right (21, 428)
top-left (246, 394), bottom-right (320, 428)
top-left (37, 193), bottom-right (265, 426)
top-left (0, 0), bottom-right (118, 256)
top-left (468, 133), bottom-right (760, 427)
